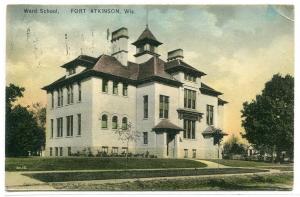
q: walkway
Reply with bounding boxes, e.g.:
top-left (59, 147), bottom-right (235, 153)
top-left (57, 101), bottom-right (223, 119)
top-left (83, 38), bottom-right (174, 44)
top-left (6, 172), bottom-right (55, 191)
top-left (195, 159), bottom-right (228, 168)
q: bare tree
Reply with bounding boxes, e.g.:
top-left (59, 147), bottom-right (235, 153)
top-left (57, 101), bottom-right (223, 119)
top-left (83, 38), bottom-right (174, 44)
top-left (114, 122), bottom-right (140, 169)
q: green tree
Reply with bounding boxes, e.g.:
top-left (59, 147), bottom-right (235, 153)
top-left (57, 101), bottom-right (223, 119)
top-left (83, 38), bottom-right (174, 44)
top-left (6, 84), bottom-right (45, 157)
top-left (241, 74), bottom-right (294, 162)
top-left (223, 135), bottom-right (246, 157)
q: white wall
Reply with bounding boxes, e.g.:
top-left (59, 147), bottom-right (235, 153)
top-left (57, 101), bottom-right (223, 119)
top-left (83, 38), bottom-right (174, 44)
top-left (90, 77), bottom-right (137, 154)
top-left (45, 77), bottom-right (94, 156)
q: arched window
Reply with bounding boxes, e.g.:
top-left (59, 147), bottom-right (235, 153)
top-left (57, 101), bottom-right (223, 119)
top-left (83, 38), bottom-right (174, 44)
top-left (122, 117), bottom-right (128, 130)
top-left (101, 115), bottom-right (108, 128)
top-left (112, 116), bottom-right (118, 129)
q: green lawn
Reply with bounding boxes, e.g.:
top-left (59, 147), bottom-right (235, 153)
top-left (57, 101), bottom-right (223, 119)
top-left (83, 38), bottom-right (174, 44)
top-left (25, 168), bottom-right (268, 182)
top-left (5, 157), bottom-right (206, 171)
top-left (208, 159), bottom-right (293, 167)
top-left (50, 172), bottom-right (293, 191)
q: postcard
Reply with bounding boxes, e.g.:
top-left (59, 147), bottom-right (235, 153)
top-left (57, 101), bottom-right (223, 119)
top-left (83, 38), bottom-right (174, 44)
top-left (5, 4), bottom-right (294, 192)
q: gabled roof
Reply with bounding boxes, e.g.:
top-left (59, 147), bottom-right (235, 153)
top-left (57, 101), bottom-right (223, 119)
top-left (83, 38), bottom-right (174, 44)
top-left (152, 119), bottom-right (183, 132)
top-left (165, 59), bottom-right (206, 77)
top-left (200, 82), bottom-right (223, 97)
top-left (132, 26), bottom-right (162, 46)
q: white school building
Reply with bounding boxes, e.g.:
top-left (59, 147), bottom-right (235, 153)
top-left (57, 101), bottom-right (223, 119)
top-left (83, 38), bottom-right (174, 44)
top-left (43, 26), bottom-right (228, 159)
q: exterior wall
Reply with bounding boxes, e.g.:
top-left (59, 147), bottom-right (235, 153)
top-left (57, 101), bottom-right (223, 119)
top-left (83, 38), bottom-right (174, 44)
top-left (45, 65), bottom-right (225, 159)
top-left (45, 77), bottom-right (94, 156)
top-left (218, 105), bottom-right (224, 130)
top-left (90, 77), bottom-right (137, 155)
top-left (135, 82), bottom-right (157, 155)
top-left (135, 53), bottom-right (154, 64)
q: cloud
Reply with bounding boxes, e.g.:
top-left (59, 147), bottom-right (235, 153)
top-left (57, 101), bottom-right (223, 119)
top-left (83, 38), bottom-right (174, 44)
top-left (6, 5), bottom-right (294, 136)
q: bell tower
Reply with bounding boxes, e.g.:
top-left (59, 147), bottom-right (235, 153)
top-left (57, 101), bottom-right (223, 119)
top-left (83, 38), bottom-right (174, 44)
top-left (132, 25), bottom-right (162, 64)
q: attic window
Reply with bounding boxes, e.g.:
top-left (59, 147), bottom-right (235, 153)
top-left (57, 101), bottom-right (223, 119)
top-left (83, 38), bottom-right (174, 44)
top-left (184, 73), bottom-right (196, 82)
top-left (68, 68), bottom-right (76, 75)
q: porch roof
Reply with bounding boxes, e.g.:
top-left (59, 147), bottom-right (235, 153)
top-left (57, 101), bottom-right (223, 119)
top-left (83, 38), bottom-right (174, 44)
top-left (152, 119), bottom-right (183, 132)
top-left (202, 125), bottom-right (228, 136)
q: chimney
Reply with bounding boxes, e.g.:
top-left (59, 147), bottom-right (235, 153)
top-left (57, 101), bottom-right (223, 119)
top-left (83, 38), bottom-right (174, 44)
top-left (167, 49), bottom-right (184, 61)
top-left (111, 27), bottom-right (128, 66)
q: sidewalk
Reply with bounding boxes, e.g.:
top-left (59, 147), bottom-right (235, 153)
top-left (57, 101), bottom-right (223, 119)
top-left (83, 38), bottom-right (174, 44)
top-left (5, 159), bottom-right (284, 191)
top-left (196, 159), bottom-right (228, 168)
top-left (6, 172), bottom-right (55, 191)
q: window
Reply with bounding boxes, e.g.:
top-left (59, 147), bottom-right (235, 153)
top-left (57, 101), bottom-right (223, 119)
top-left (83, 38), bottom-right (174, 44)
top-left (68, 68), bottom-right (76, 75)
top-left (59, 147), bottom-right (63, 156)
top-left (55, 147), bottom-right (58, 156)
top-left (66, 115), bottom-right (73, 136)
top-left (113, 81), bottom-right (118, 95)
top-left (57, 88), bottom-right (63, 107)
top-left (56, 118), bottom-right (63, 137)
top-left (122, 147), bottom-right (128, 154)
top-left (206, 105), bottom-right (214, 125)
top-left (184, 149), bottom-right (188, 158)
top-left (68, 147), bottom-right (71, 156)
top-left (123, 83), bottom-right (128, 96)
top-left (144, 95), bottom-right (148, 118)
top-left (51, 92), bottom-right (54, 108)
top-left (122, 117), bottom-right (128, 130)
top-left (78, 82), bottom-right (81, 102)
top-left (102, 146), bottom-right (108, 153)
top-left (159, 95), bottom-right (169, 119)
top-left (102, 79), bottom-right (108, 93)
top-left (67, 85), bottom-right (74, 104)
top-left (77, 114), bottom-right (81, 135)
top-left (184, 73), bottom-right (196, 82)
top-left (112, 147), bottom-right (118, 154)
top-left (112, 116), bottom-right (118, 129)
top-left (143, 132), bottom-right (148, 144)
top-left (50, 147), bottom-right (53, 156)
top-left (183, 119), bottom-right (196, 139)
top-left (184, 89), bottom-right (196, 109)
top-left (101, 114), bottom-right (108, 128)
top-left (50, 119), bottom-right (54, 138)
top-left (192, 149), bottom-right (196, 158)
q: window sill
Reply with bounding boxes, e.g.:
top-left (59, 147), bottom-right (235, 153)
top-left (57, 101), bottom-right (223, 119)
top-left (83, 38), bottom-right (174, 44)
top-left (183, 138), bottom-right (197, 141)
top-left (101, 127), bottom-right (108, 130)
top-left (76, 135), bottom-right (81, 137)
top-left (102, 91), bottom-right (108, 94)
top-left (55, 137), bottom-right (63, 139)
top-left (143, 118), bottom-right (149, 120)
top-left (65, 136), bottom-right (73, 138)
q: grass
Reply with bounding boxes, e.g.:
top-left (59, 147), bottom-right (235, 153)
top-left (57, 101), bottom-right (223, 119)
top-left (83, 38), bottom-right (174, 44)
top-left (208, 159), bottom-right (293, 167)
top-left (50, 172), bottom-right (293, 191)
top-left (25, 168), bottom-right (268, 182)
top-left (5, 157), bottom-right (206, 171)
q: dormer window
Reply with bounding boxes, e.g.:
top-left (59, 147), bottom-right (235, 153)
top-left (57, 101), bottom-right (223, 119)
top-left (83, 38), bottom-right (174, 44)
top-left (184, 73), bottom-right (196, 82)
top-left (68, 68), bottom-right (76, 76)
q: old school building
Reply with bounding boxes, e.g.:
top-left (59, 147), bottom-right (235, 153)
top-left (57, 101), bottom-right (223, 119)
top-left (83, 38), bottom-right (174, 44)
top-left (43, 25), bottom-right (228, 159)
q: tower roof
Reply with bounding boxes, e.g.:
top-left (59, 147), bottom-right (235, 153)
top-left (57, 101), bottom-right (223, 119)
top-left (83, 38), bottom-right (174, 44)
top-left (132, 26), bottom-right (162, 46)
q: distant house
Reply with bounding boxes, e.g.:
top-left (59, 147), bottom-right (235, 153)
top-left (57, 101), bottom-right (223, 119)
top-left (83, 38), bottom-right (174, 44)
top-left (42, 26), bottom-right (228, 159)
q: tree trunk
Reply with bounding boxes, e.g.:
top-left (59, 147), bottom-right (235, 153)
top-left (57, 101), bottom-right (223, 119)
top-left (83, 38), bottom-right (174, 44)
top-left (271, 145), bottom-right (276, 163)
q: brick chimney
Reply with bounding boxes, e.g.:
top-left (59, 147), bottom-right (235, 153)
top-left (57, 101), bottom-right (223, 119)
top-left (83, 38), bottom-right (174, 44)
top-left (111, 27), bottom-right (128, 66)
top-left (167, 49), bottom-right (184, 61)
